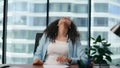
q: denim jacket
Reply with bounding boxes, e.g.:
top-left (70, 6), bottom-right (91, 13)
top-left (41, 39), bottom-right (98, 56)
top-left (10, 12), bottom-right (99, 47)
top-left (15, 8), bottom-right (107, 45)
top-left (33, 33), bottom-right (88, 64)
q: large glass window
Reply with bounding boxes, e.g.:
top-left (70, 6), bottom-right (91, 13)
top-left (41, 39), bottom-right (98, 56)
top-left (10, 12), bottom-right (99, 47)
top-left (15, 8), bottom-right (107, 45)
top-left (1, 0), bottom-right (119, 65)
top-left (92, 0), bottom-right (120, 65)
top-left (6, 0), bottom-right (47, 64)
top-left (0, 0), bottom-right (3, 63)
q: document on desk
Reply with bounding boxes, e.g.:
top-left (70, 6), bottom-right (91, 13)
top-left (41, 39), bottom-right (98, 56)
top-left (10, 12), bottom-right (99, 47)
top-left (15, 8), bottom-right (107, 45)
top-left (43, 65), bottom-right (69, 68)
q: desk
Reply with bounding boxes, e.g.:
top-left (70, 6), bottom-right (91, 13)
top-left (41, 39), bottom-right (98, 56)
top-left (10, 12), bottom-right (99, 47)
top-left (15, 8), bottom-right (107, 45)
top-left (0, 64), bottom-right (119, 68)
top-left (0, 64), bottom-right (78, 68)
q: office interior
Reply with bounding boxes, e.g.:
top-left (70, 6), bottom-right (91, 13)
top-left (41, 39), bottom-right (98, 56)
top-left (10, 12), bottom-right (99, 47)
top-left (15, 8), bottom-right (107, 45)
top-left (0, 0), bottom-right (120, 65)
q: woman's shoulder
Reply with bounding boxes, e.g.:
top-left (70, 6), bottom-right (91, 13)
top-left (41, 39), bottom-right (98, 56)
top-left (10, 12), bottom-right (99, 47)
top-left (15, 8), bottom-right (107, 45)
top-left (41, 32), bottom-right (48, 37)
top-left (41, 33), bottom-right (50, 40)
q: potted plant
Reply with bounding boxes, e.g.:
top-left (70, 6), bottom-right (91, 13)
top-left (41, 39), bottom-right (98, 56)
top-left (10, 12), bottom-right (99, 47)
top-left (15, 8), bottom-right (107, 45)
top-left (85, 35), bottom-right (113, 67)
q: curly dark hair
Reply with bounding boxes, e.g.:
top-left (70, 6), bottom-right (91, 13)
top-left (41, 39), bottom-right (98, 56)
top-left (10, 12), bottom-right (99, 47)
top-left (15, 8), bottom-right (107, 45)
top-left (44, 19), bottom-right (80, 45)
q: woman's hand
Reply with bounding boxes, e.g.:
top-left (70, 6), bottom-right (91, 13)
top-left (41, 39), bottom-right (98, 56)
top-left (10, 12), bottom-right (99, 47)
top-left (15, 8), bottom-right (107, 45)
top-left (32, 58), bottom-right (43, 65)
top-left (58, 17), bottom-right (71, 28)
top-left (56, 56), bottom-right (72, 63)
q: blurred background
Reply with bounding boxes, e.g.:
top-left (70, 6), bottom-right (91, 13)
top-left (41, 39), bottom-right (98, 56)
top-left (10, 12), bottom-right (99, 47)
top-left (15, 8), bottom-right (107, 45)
top-left (0, 0), bottom-right (120, 65)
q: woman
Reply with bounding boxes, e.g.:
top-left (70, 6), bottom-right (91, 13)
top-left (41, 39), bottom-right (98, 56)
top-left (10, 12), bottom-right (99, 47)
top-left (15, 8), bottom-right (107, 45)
top-left (33, 17), bottom-right (87, 65)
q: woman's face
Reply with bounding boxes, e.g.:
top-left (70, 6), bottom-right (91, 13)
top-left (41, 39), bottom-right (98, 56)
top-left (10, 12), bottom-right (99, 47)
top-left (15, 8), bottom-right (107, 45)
top-left (58, 17), bottom-right (71, 29)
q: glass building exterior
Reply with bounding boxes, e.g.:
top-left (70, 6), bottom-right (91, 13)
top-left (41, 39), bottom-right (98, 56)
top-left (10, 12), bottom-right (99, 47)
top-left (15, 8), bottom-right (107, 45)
top-left (0, 0), bottom-right (120, 64)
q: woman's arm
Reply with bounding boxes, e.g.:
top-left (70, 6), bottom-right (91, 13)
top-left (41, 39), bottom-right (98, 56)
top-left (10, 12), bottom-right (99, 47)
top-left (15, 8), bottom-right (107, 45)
top-left (70, 38), bottom-right (88, 64)
top-left (33, 34), bottom-right (46, 61)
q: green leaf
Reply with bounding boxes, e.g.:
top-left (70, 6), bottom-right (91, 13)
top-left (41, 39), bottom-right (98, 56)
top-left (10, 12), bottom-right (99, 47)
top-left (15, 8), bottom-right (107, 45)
top-left (106, 55), bottom-right (112, 62)
top-left (105, 50), bottom-right (113, 55)
top-left (106, 44), bottom-right (111, 47)
top-left (95, 35), bottom-right (102, 43)
top-left (102, 42), bottom-right (111, 47)
top-left (93, 45), bottom-right (100, 49)
top-left (93, 42), bottom-right (97, 44)
top-left (93, 55), bottom-right (99, 59)
top-left (91, 37), bottom-right (95, 40)
top-left (98, 48), bottom-right (105, 55)
top-left (91, 51), bottom-right (96, 55)
top-left (94, 55), bottom-right (103, 64)
top-left (85, 48), bottom-right (88, 50)
top-left (101, 38), bottom-right (105, 41)
top-left (90, 47), bottom-right (96, 51)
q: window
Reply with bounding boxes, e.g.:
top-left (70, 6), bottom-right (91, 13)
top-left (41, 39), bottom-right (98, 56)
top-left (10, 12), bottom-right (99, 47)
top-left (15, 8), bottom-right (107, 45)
top-left (80, 31), bottom-right (88, 41)
top-left (49, 17), bottom-right (60, 23)
top-left (110, 47), bottom-right (120, 54)
top-left (7, 30), bottom-right (26, 39)
top-left (6, 0), bottom-right (47, 64)
top-left (8, 16), bottom-right (27, 25)
top-left (49, 3), bottom-right (62, 12)
top-left (72, 4), bottom-right (88, 13)
top-left (13, 44), bottom-right (26, 53)
top-left (33, 17), bottom-right (46, 26)
top-left (109, 4), bottom-right (120, 15)
top-left (27, 44), bottom-right (34, 53)
top-left (0, 18), bottom-right (2, 25)
top-left (49, 3), bottom-right (70, 12)
top-left (33, 3), bottom-right (46, 12)
top-left (73, 18), bottom-right (88, 27)
top-left (94, 3), bottom-right (108, 12)
top-left (14, 2), bottom-right (27, 11)
top-left (28, 16), bottom-right (46, 26)
top-left (94, 17), bottom-right (108, 26)
top-left (27, 58), bottom-right (33, 64)
top-left (26, 30), bottom-right (41, 39)
top-left (11, 57), bottom-right (27, 64)
top-left (92, 0), bottom-right (120, 65)
top-left (111, 0), bottom-right (120, 3)
top-left (0, 4), bottom-right (3, 13)
top-left (7, 44), bottom-right (26, 53)
top-left (93, 31), bottom-right (108, 40)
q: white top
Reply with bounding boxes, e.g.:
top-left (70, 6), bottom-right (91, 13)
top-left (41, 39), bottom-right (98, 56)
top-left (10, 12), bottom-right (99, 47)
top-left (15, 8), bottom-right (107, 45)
top-left (44, 40), bottom-right (69, 65)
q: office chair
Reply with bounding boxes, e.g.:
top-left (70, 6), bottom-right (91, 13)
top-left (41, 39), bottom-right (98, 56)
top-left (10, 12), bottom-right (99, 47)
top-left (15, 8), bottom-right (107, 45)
top-left (34, 33), bottom-right (43, 54)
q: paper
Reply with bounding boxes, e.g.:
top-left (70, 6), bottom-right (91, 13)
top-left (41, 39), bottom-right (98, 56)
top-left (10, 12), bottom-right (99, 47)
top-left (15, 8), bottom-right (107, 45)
top-left (43, 65), bottom-right (69, 68)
